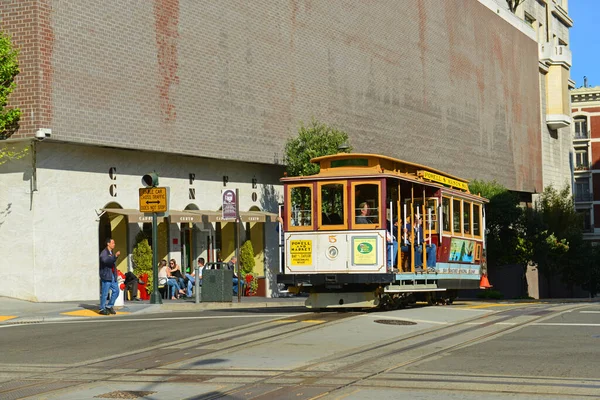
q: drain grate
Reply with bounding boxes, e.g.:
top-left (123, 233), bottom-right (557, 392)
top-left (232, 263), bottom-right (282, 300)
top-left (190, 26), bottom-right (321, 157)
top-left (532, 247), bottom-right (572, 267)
top-left (374, 319), bottom-right (416, 326)
top-left (95, 391), bottom-right (157, 399)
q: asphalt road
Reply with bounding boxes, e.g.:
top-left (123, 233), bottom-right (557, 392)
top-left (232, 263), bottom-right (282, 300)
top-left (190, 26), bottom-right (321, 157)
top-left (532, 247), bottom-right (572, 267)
top-left (0, 307), bottom-right (310, 364)
top-left (0, 302), bottom-right (599, 399)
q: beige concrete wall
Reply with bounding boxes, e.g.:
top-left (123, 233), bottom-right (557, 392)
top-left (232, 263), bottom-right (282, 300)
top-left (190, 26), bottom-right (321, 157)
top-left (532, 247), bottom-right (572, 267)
top-left (0, 140), bottom-right (283, 302)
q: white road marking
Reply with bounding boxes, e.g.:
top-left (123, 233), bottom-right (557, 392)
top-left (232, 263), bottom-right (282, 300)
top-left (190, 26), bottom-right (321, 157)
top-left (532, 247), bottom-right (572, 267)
top-left (533, 323), bottom-right (600, 327)
top-left (365, 314), bottom-right (448, 325)
top-left (580, 311), bottom-right (600, 314)
top-left (0, 313), bottom-right (301, 327)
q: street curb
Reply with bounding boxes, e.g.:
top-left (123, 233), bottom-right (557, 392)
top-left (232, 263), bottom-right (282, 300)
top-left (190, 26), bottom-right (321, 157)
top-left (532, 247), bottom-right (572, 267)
top-left (0, 300), bottom-right (308, 325)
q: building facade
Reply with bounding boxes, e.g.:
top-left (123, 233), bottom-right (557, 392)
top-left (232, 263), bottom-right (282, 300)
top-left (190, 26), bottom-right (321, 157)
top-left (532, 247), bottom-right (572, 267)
top-left (1, 0), bottom-right (555, 301)
top-left (494, 0), bottom-right (574, 191)
top-left (571, 87), bottom-right (600, 243)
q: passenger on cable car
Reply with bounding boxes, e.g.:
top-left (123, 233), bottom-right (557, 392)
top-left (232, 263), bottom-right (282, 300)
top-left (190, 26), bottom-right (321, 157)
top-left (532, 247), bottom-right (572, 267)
top-left (386, 217), bottom-right (399, 271)
top-left (356, 202), bottom-right (371, 224)
top-left (401, 216), bottom-right (437, 272)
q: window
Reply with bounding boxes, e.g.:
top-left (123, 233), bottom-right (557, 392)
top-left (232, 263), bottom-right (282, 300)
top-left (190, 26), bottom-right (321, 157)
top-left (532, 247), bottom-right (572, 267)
top-left (453, 199), bottom-right (461, 234)
top-left (463, 202), bottom-right (471, 236)
top-left (442, 197), bottom-right (451, 232)
top-left (424, 199), bottom-right (438, 232)
top-left (288, 185), bottom-right (312, 228)
top-left (575, 148), bottom-right (589, 170)
top-left (405, 198), bottom-right (438, 233)
top-left (331, 158), bottom-right (369, 168)
top-left (319, 181), bottom-right (346, 228)
top-left (577, 209), bottom-right (592, 232)
top-left (353, 182), bottom-right (380, 227)
top-left (524, 13), bottom-right (535, 27)
top-left (473, 204), bottom-right (481, 237)
top-left (574, 118), bottom-right (588, 139)
top-left (574, 178), bottom-right (591, 202)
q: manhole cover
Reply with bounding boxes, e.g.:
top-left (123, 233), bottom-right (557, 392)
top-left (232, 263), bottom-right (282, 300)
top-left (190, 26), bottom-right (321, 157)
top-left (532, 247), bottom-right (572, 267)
top-left (374, 319), bottom-right (416, 326)
top-left (95, 391), bottom-right (157, 399)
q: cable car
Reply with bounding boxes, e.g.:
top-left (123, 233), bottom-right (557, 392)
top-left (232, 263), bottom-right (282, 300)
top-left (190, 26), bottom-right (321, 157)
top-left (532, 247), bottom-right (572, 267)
top-left (277, 153), bottom-right (489, 309)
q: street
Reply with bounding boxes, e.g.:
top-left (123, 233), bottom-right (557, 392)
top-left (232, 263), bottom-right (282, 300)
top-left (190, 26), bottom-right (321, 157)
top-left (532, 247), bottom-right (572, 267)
top-left (0, 302), bottom-right (599, 399)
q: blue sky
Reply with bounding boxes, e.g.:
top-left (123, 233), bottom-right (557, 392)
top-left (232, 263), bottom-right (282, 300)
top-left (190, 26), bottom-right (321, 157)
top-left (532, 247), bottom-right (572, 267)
top-left (569, 0), bottom-right (600, 88)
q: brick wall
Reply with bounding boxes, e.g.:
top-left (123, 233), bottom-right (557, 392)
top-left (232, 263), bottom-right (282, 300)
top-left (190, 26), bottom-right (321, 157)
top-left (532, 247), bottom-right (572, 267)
top-left (0, 0), bottom-right (53, 137)
top-left (592, 142), bottom-right (600, 169)
top-left (591, 116), bottom-right (600, 139)
top-left (1, 0), bottom-right (542, 192)
top-left (593, 174), bottom-right (600, 202)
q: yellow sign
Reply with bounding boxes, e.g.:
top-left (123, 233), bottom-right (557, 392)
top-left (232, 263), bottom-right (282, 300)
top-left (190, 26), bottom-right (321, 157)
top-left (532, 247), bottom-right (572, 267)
top-left (352, 237), bottom-right (378, 265)
top-left (139, 187), bottom-right (168, 213)
top-left (290, 240), bottom-right (312, 266)
top-left (419, 170), bottom-right (469, 191)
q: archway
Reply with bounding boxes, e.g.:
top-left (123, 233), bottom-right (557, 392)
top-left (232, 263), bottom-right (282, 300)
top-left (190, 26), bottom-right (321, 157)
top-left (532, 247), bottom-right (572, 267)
top-left (247, 206), bottom-right (265, 277)
top-left (180, 203), bottom-right (205, 272)
top-left (99, 202), bottom-right (128, 273)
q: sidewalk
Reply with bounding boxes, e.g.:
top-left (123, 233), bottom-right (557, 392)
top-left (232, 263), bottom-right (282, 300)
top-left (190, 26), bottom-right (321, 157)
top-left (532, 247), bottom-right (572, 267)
top-left (0, 295), bottom-right (307, 325)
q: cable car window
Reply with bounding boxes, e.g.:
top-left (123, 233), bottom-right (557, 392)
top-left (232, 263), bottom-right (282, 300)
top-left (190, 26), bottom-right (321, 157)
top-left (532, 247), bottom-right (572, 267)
top-left (453, 199), bottom-right (461, 234)
top-left (473, 204), bottom-right (481, 237)
top-left (354, 183), bottom-right (379, 225)
top-left (290, 186), bottom-right (312, 227)
top-left (463, 201), bottom-right (471, 235)
top-left (425, 198), bottom-right (438, 232)
top-left (321, 183), bottom-right (345, 225)
top-left (442, 197), bottom-right (451, 232)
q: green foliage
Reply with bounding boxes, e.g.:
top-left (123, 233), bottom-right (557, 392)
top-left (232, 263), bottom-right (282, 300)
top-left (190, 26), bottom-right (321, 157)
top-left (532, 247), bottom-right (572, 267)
top-left (240, 240), bottom-right (256, 275)
top-left (470, 180), bottom-right (600, 297)
top-left (284, 119), bottom-right (351, 177)
top-left (0, 143), bottom-right (29, 166)
top-left (522, 185), bottom-right (578, 284)
top-left (477, 289), bottom-right (504, 300)
top-left (132, 230), bottom-right (154, 291)
top-left (469, 179), bottom-right (522, 266)
top-left (0, 32), bottom-right (21, 139)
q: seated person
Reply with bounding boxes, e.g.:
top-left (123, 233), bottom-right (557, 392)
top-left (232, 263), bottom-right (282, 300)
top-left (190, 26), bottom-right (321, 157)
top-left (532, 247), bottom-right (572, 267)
top-left (400, 216), bottom-right (436, 272)
top-left (227, 256), bottom-right (246, 296)
top-left (356, 202), bottom-right (371, 224)
top-left (386, 217), bottom-right (398, 271)
top-left (158, 260), bottom-right (185, 299)
top-left (185, 257), bottom-right (205, 297)
top-left (169, 259), bottom-right (189, 296)
top-left (124, 271), bottom-right (142, 301)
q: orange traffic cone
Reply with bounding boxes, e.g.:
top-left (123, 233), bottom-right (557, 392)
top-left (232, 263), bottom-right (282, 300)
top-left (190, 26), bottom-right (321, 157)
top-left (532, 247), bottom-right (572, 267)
top-left (479, 274), bottom-right (492, 289)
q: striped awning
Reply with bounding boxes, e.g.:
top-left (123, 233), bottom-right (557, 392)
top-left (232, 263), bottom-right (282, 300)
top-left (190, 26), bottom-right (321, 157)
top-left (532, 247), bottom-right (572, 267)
top-left (101, 209), bottom-right (278, 224)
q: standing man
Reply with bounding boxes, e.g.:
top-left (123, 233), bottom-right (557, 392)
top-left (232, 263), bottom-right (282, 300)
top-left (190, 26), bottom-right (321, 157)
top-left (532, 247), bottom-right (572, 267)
top-left (99, 238), bottom-right (120, 315)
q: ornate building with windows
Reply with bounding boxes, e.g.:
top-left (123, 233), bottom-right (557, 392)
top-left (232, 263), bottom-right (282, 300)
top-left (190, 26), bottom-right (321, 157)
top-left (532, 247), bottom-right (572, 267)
top-left (493, 0), bottom-right (575, 191)
top-left (571, 87), bottom-right (600, 243)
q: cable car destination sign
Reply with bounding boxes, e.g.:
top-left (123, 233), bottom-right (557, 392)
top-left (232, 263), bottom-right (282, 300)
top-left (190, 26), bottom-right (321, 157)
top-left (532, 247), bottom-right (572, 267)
top-left (417, 170), bottom-right (469, 191)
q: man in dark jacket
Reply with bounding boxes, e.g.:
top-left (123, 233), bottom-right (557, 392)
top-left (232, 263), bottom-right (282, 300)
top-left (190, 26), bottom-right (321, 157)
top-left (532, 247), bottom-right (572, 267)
top-left (99, 238), bottom-right (120, 315)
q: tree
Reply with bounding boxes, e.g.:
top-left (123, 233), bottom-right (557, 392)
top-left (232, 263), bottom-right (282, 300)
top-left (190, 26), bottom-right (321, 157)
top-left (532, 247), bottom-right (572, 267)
top-left (284, 119), bottom-right (351, 177)
top-left (239, 240), bottom-right (256, 276)
top-left (521, 185), bottom-right (582, 297)
top-left (0, 31), bottom-right (21, 139)
top-left (468, 179), bottom-right (523, 267)
top-left (506, 0), bottom-right (525, 13)
top-left (132, 230), bottom-right (154, 291)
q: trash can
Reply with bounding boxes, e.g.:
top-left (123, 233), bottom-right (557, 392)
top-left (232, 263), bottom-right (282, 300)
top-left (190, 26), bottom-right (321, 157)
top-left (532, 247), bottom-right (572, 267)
top-left (201, 268), bottom-right (233, 302)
